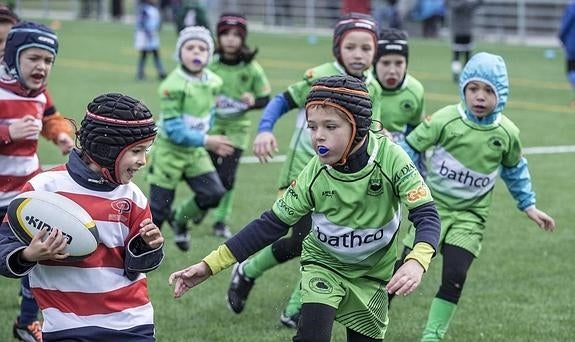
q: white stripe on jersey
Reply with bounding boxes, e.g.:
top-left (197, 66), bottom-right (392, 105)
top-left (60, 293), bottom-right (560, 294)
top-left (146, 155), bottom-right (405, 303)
top-left (0, 154), bottom-right (39, 176)
top-left (0, 190), bottom-right (21, 207)
top-left (95, 220), bottom-right (130, 248)
top-left (29, 170), bottom-right (149, 207)
top-left (30, 266), bottom-right (145, 293)
top-left (41, 303), bottom-right (154, 333)
top-left (310, 212), bottom-right (401, 263)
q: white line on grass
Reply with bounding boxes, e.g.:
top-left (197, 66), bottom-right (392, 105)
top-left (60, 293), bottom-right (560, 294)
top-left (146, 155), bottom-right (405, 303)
top-left (41, 145), bottom-right (575, 169)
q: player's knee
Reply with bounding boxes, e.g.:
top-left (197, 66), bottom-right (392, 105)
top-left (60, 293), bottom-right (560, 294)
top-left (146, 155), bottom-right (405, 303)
top-left (438, 263), bottom-right (469, 303)
top-left (196, 185), bottom-right (226, 209)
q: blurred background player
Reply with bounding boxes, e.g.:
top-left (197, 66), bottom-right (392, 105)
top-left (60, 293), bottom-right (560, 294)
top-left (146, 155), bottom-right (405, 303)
top-left (0, 20), bottom-right (74, 342)
top-left (226, 13), bottom-right (378, 328)
top-left (0, 93), bottom-right (164, 341)
top-left (207, 13), bottom-right (271, 237)
top-left (147, 26), bottom-right (234, 252)
top-left (559, 0), bottom-right (575, 107)
top-left (134, 0), bottom-right (167, 81)
top-left (396, 52), bottom-right (555, 341)
top-left (446, 0), bottom-right (483, 82)
top-left (370, 27), bottom-right (426, 175)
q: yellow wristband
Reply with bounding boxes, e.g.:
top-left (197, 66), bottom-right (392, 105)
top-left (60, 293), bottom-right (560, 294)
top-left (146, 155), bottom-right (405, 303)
top-left (202, 244), bottom-right (237, 275)
top-left (404, 242), bottom-right (435, 272)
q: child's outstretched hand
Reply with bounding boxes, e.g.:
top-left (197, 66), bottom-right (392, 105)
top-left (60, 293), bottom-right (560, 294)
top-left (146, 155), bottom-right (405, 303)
top-left (240, 92), bottom-right (255, 107)
top-left (21, 228), bottom-right (70, 262)
top-left (386, 259), bottom-right (424, 297)
top-left (169, 262), bottom-right (212, 298)
top-left (139, 218), bottom-right (164, 249)
top-left (253, 132), bottom-right (278, 163)
top-left (525, 207), bottom-right (556, 232)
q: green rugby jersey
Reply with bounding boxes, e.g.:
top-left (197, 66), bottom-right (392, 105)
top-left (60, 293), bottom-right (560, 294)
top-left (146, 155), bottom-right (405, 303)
top-left (406, 103), bottom-right (522, 213)
top-left (208, 58), bottom-right (271, 120)
top-left (156, 66), bottom-right (222, 149)
top-left (277, 62), bottom-right (377, 189)
top-left (369, 74), bottom-right (425, 143)
top-left (273, 133), bottom-right (434, 281)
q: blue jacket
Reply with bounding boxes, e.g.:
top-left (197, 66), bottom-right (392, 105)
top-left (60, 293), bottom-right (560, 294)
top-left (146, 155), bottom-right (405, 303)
top-left (559, 1), bottom-right (575, 58)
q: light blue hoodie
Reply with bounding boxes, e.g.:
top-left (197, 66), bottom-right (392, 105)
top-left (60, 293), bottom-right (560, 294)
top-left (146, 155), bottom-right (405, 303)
top-left (459, 52), bottom-right (509, 125)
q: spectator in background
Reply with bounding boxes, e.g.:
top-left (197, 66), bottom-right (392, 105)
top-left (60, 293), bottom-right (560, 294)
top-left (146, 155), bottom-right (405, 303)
top-left (410, 0), bottom-right (445, 38)
top-left (559, 0), bottom-right (575, 107)
top-left (446, 0), bottom-right (483, 82)
top-left (134, 0), bottom-right (167, 81)
top-left (175, 0), bottom-right (210, 35)
top-left (79, 0), bottom-right (103, 19)
top-left (111, 0), bottom-right (124, 20)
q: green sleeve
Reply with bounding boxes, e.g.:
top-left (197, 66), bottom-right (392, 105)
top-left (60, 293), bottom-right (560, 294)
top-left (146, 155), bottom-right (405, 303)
top-left (286, 78), bottom-right (312, 108)
top-left (405, 109), bottom-right (444, 152)
top-left (251, 61), bottom-right (272, 98)
top-left (158, 80), bottom-right (184, 120)
top-left (272, 160), bottom-right (315, 225)
top-left (501, 121), bottom-right (523, 167)
top-left (389, 143), bottom-right (434, 209)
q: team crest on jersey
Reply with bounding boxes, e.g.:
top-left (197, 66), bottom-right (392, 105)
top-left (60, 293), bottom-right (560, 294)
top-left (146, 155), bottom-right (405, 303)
top-left (309, 277), bottom-right (333, 294)
top-left (240, 73), bottom-right (249, 83)
top-left (367, 177), bottom-right (384, 196)
top-left (400, 99), bottom-right (415, 114)
top-left (108, 199), bottom-right (131, 223)
top-left (488, 136), bottom-right (504, 151)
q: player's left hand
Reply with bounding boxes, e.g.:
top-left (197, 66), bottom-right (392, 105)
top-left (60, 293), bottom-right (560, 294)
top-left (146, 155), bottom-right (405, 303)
top-left (56, 132), bottom-right (74, 155)
top-left (386, 259), bottom-right (424, 296)
top-left (525, 207), bottom-right (556, 232)
top-left (169, 262), bottom-right (212, 298)
top-left (139, 218), bottom-right (164, 249)
top-left (240, 92), bottom-right (255, 107)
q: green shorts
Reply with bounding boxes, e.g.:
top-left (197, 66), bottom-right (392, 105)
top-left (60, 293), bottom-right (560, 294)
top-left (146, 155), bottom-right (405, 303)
top-left (300, 263), bottom-right (389, 339)
top-left (209, 116), bottom-right (251, 151)
top-left (403, 206), bottom-right (486, 257)
top-left (146, 140), bottom-right (215, 190)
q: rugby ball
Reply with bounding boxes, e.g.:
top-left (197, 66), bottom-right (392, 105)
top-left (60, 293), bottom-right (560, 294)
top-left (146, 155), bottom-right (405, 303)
top-left (7, 191), bottom-right (100, 259)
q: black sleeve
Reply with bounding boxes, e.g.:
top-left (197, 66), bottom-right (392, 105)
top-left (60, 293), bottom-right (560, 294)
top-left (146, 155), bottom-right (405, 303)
top-left (251, 95), bottom-right (271, 110)
top-left (225, 210), bottom-right (291, 262)
top-left (407, 201), bottom-right (441, 252)
top-left (283, 91), bottom-right (298, 110)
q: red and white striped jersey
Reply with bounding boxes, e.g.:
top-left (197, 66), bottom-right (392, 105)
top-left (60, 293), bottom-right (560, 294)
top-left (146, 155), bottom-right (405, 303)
top-left (22, 165), bottom-right (159, 335)
top-left (0, 85), bottom-right (47, 207)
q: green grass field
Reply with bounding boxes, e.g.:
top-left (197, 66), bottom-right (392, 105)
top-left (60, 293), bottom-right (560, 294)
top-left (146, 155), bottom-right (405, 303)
top-left (1, 19), bottom-right (574, 341)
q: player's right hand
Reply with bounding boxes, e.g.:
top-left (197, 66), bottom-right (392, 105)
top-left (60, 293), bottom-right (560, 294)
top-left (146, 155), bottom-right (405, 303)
top-left (8, 115), bottom-right (41, 141)
top-left (169, 261), bottom-right (213, 298)
top-left (253, 131), bottom-right (278, 163)
top-left (21, 228), bottom-right (70, 262)
top-left (205, 135), bottom-right (234, 157)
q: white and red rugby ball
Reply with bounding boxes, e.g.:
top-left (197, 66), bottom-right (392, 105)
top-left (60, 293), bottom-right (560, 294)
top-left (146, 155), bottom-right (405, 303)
top-left (7, 191), bottom-right (100, 258)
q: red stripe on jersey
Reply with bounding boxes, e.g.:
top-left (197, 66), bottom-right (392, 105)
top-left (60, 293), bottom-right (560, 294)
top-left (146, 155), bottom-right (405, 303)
top-left (59, 192), bottom-right (149, 240)
top-left (40, 244), bottom-right (125, 269)
top-left (0, 172), bottom-right (40, 192)
top-left (0, 140), bottom-right (39, 156)
top-left (33, 278), bottom-right (150, 315)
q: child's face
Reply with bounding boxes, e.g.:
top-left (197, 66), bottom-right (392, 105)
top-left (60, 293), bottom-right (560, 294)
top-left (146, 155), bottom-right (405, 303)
top-left (307, 106), bottom-right (353, 165)
top-left (464, 81), bottom-right (497, 118)
top-left (117, 140), bottom-right (154, 184)
top-left (339, 31), bottom-right (375, 77)
top-left (18, 47), bottom-right (54, 90)
top-left (218, 28), bottom-right (243, 55)
top-left (0, 22), bottom-right (13, 59)
top-left (375, 54), bottom-right (407, 89)
top-left (180, 39), bottom-right (209, 73)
